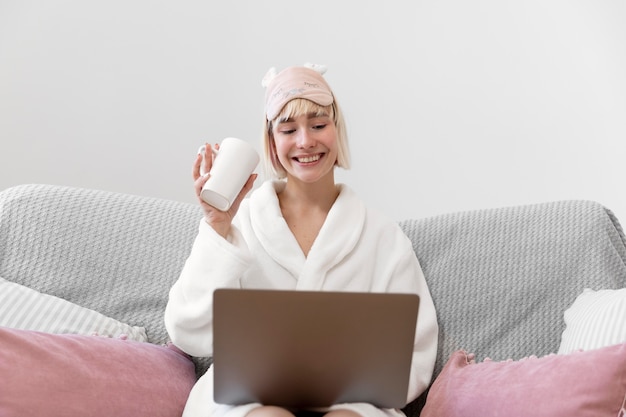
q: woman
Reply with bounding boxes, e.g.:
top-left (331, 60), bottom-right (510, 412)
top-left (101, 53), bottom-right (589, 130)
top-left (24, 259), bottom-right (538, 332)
top-left (164, 64), bottom-right (438, 417)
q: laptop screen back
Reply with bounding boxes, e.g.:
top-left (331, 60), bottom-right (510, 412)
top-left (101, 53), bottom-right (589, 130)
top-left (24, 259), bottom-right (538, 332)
top-left (213, 289), bottom-right (419, 409)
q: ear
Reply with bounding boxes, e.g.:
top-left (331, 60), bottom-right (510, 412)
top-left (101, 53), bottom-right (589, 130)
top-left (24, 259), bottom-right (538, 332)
top-left (304, 63), bottom-right (328, 75)
top-left (262, 67), bottom-right (277, 87)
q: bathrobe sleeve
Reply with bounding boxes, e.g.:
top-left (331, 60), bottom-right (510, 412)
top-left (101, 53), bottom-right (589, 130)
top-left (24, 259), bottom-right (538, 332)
top-left (388, 235), bottom-right (438, 405)
top-left (164, 219), bottom-right (252, 357)
top-left (364, 211), bottom-right (438, 405)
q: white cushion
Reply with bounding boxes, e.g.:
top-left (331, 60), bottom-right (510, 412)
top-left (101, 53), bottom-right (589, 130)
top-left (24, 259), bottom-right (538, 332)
top-left (0, 277), bottom-right (147, 341)
top-left (558, 288), bottom-right (626, 354)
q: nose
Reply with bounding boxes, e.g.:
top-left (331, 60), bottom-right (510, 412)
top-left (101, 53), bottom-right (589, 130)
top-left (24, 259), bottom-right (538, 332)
top-left (296, 130), bottom-right (316, 148)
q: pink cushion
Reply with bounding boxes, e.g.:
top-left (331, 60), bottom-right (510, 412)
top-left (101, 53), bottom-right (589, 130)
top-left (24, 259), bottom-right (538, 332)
top-left (421, 342), bottom-right (626, 417)
top-left (0, 326), bottom-right (196, 417)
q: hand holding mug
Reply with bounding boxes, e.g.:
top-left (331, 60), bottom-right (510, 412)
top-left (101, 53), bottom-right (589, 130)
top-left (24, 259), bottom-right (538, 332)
top-left (193, 138), bottom-right (259, 237)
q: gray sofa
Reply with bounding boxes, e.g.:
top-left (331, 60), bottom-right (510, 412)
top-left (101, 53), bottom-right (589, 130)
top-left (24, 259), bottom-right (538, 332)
top-left (1, 183), bottom-right (625, 416)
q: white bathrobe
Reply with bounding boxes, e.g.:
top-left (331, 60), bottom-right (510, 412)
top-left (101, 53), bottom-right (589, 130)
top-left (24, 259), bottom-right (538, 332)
top-left (165, 180), bottom-right (438, 417)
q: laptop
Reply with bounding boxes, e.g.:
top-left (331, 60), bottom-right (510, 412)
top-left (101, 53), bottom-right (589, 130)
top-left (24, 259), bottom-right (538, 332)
top-left (212, 288), bottom-right (420, 409)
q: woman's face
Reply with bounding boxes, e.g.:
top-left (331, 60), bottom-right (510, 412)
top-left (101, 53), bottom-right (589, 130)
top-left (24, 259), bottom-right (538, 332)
top-left (271, 112), bottom-right (338, 185)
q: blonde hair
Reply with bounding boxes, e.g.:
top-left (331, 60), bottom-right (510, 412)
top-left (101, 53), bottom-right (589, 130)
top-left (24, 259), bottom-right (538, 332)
top-left (262, 98), bottom-right (350, 179)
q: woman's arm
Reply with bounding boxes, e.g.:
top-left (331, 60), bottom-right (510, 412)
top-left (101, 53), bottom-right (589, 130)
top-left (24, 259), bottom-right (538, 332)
top-left (164, 220), bottom-right (252, 357)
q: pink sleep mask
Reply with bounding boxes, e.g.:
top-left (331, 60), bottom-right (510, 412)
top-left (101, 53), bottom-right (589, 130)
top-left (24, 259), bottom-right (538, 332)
top-left (263, 65), bottom-right (334, 121)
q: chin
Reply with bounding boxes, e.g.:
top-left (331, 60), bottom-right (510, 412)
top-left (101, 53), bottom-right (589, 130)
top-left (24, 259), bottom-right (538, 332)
top-left (293, 170), bottom-right (335, 185)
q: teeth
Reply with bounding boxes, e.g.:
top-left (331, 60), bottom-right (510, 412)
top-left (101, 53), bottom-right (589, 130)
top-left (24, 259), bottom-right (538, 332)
top-left (297, 154), bottom-right (321, 163)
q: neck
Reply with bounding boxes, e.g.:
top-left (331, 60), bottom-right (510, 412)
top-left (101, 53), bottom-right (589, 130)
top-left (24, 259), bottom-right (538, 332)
top-left (279, 172), bottom-right (339, 214)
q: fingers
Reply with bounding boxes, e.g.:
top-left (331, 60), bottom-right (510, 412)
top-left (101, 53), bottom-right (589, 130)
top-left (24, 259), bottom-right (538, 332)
top-left (192, 153), bottom-right (203, 180)
top-left (243, 173), bottom-right (258, 194)
top-left (194, 143), bottom-right (216, 180)
top-left (193, 143), bottom-right (221, 210)
top-left (202, 143), bottom-right (214, 176)
top-left (194, 171), bottom-right (210, 203)
top-left (237, 173), bottom-right (258, 202)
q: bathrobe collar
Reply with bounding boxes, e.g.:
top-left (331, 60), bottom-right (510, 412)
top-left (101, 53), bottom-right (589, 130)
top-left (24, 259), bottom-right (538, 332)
top-left (249, 180), bottom-right (366, 289)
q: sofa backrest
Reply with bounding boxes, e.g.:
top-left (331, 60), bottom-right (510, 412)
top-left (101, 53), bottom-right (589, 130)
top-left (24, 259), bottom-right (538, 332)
top-left (0, 184), bottom-right (203, 345)
top-left (400, 200), bottom-right (626, 377)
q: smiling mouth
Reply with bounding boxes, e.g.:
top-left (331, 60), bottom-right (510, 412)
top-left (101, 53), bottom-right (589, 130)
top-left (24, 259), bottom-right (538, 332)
top-left (294, 154), bottom-right (322, 163)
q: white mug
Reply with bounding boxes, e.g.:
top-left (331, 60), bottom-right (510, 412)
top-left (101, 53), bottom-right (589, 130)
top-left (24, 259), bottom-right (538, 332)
top-left (199, 137), bottom-right (260, 211)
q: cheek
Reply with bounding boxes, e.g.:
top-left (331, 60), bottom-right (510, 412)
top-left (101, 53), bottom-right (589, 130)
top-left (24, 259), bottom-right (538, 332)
top-left (272, 139), bottom-right (293, 165)
top-left (322, 134), bottom-right (339, 154)
top-left (273, 138), bottom-right (288, 156)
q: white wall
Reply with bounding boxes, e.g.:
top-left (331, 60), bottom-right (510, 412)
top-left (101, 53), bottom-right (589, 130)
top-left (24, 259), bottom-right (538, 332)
top-left (1, 0), bottom-right (625, 222)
